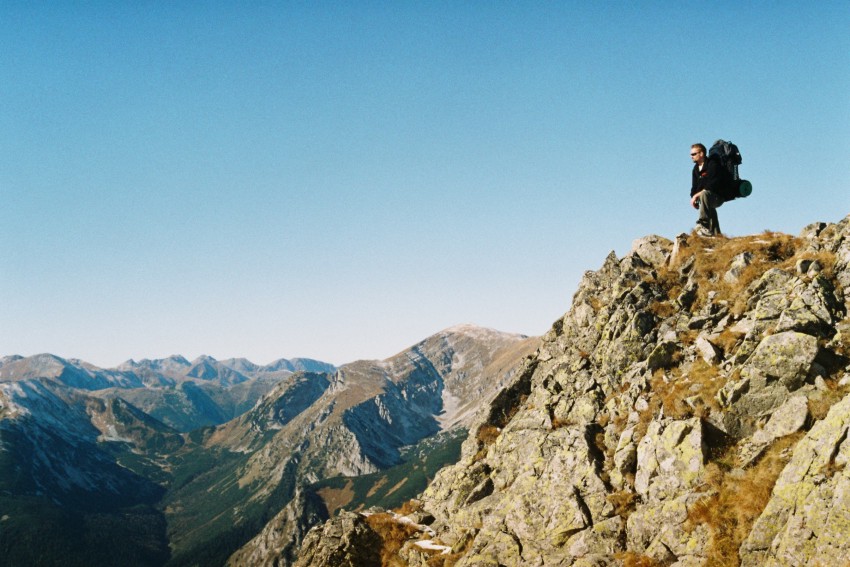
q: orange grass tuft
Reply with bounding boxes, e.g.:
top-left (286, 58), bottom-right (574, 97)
top-left (687, 433), bottom-right (804, 565)
top-left (365, 512), bottom-right (421, 567)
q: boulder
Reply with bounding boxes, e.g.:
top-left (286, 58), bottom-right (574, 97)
top-left (743, 331), bottom-right (820, 392)
top-left (738, 396), bottom-right (809, 466)
top-left (293, 511), bottom-right (381, 567)
top-left (631, 235), bottom-right (673, 269)
top-left (647, 341), bottom-right (680, 371)
top-left (635, 418), bottom-right (705, 500)
top-left (695, 336), bottom-right (721, 364)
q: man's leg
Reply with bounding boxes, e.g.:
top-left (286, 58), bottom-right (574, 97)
top-left (698, 191), bottom-right (723, 235)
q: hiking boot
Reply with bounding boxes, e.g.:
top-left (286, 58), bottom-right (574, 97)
top-left (695, 225), bottom-right (714, 237)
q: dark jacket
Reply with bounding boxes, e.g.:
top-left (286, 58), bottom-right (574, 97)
top-left (691, 155), bottom-right (723, 198)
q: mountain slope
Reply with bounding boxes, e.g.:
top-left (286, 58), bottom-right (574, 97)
top-left (291, 216), bottom-right (850, 566)
top-left (0, 379), bottom-right (176, 566)
top-left (160, 326), bottom-right (538, 567)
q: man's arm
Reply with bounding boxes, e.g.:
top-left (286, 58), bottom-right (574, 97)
top-left (690, 166), bottom-right (702, 208)
top-left (690, 190), bottom-right (702, 209)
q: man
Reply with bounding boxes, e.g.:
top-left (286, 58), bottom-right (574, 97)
top-left (689, 143), bottom-right (723, 236)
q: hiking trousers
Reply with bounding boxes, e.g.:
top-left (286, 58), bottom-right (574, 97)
top-left (697, 190), bottom-right (723, 235)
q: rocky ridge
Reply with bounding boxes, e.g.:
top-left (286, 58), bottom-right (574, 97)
top-left (292, 216), bottom-right (850, 566)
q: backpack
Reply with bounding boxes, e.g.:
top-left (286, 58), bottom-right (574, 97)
top-left (708, 139), bottom-right (752, 200)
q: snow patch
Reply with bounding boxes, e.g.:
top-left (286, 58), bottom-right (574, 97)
top-left (414, 540), bottom-right (452, 554)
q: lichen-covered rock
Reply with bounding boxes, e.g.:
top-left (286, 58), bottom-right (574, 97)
top-left (725, 251), bottom-right (754, 283)
top-left (742, 331), bottom-right (819, 392)
top-left (740, 393), bottom-right (850, 566)
top-left (631, 234), bottom-right (673, 269)
top-left (648, 341), bottom-right (681, 371)
top-left (635, 418), bottom-right (705, 500)
top-left (293, 511), bottom-right (381, 567)
top-left (628, 418), bottom-right (712, 561)
top-left (738, 395), bottom-right (809, 466)
top-left (695, 336), bottom-right (721, 364)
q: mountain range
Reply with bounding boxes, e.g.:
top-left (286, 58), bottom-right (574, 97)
top-left (0, 325), bottom-right (538, 566)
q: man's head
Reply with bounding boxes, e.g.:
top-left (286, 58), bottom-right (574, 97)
top-left (691, 143), bottom-right (706, 165)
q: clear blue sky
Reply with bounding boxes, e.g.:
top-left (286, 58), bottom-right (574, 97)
top-left (2, 2), bottom-right (849, 368)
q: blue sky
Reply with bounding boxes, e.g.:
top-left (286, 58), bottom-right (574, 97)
top-left (2, 2), bottom-right (849, 368)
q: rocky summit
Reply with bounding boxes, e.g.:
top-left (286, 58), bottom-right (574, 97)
top-left (289, 215), bottom-right (850, 566)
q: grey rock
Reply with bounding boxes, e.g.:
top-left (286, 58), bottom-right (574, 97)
top-left (669, 233), bottom-right (691, 267)
top-left (647, 341), bottom-right (680, 371)
top-left (285, 215), bottom-right (850, 567)
top-left (796, 258), bottom-right (813, 275)
top-left (799, 222), bottom-right (828, 240)
top-left (635, 418), bottom-right (705, 500)
top-left (695, 336), bottom-right (721, 364)
top-left (293, 512), bottom-right (381, 567)
top-left (739, 396), bottom-right (809, 467)
top-left (631, 235), bottom-right (673, 269)
top-left (807, 260), bottom-right (824, 277)
top-left (753, 395), bottom-right (809, 445)
top-left (725, 251), bottom-right (754, 283)
top-left (228, 489), bottom-right (328, 567)
top-left (741, 393), bottom-right (850, 566)
top-left (743, 331), bottom-right (820, 391)
top-left (716, 375), bottom-right (750, 408)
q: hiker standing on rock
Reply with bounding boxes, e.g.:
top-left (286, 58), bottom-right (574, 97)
top-left (689, 143), bottom-right (723, 236)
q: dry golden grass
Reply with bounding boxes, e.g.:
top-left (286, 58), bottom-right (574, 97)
top-left (687, 432), bottom-right (804, 566)
top-left (366, 477), bottom-right (389, 498)
top-left (476, 424), bottom-right (500, 446)
top-left (653, 260), bottom-right (682, 286)
top-left (588, 295), bottom-right (604, 312)
top-left (615, 551), bottom-right (664, 567)
top-left (384, 478), bottom-right (408, 498)
top-left (667, 232), bottom-right (801, 315)
top-left (393, 499), bottom-right (423, 516)
top-left (647, 294), bottom-right (678, 319)
top-left (808, 378), bottom-right (850, 421)
top-left (472, 424), bottom-right (500, 463)
top-left (789, 249), bottom-right (839, 280)
top-left (635, 360), bottom-right (726, 438)
top-left (715, 327), bottom-right (745, 356)
top-left (364, 512), bottom-right (421, 567)
top-left (607, 487), bottom-right (637, 518)
top-left (425, 549), bottom-right (466, 567)
top-left (671, 233), bottom-right (843, 324)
